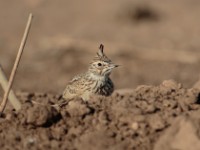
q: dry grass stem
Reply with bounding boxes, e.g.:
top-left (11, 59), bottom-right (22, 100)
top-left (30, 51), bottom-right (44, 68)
top-left (0, 13), bottom-right (33, 115)
top-left (0, 66), bottom-right (21, 110)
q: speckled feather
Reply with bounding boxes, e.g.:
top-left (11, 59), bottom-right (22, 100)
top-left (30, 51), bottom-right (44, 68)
top-left (62, 44), bottom-right (117, 101)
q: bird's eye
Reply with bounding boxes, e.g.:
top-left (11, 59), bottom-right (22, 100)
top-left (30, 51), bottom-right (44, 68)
top-left (97, 63), bottom-right (102, 66)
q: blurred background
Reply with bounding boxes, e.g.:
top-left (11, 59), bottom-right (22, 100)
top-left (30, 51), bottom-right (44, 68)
top-left (0, 0), bottom-right (200, 93)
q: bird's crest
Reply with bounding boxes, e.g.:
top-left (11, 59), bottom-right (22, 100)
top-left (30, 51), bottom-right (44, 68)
top-left (93, 44), bottom-right (111, 62)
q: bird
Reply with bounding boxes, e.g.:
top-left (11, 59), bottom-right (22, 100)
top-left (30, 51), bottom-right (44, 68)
top-left (62, 44), bottom-right (118, 102)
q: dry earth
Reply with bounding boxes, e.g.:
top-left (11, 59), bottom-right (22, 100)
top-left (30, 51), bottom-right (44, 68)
top-left (0, 80), bottom-right (200, 150)
top-left (1, 0), bottom-right (200, 150)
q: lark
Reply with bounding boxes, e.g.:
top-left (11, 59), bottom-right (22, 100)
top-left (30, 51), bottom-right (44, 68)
top-left (62, 44), bottom-right (118, 101)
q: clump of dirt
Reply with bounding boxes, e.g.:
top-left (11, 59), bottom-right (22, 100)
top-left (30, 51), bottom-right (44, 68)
top-left (154, 111), bottom-right (200, 150)
top-left (0, 80), bottom-right (200, 150)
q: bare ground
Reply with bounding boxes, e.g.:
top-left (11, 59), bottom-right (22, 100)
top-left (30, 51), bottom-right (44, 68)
top-left (0, 0), bottom-right (200, 150)
top-left (0, 80), bottom-right (200, 150)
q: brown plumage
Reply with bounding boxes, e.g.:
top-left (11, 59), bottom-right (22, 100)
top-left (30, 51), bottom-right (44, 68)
top-left (62, 44), bottom-right (118, 101)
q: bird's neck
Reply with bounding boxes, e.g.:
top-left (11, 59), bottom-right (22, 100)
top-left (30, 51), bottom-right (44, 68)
top-left (87, 72), bottom-right (108, 81)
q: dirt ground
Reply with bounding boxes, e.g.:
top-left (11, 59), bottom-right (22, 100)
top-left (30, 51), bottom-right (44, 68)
top-left (1, 0), bottom-right (200, 150)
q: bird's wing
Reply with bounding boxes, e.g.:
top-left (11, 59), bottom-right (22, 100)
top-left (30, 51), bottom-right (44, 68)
top-left (63, 73), bottom-right (87, 99)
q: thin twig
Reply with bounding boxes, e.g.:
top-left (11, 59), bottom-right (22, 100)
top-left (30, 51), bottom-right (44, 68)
top-left (0, 13), bottom-right (33, 115)
top-left (0, 65), bottom-right (21, 110)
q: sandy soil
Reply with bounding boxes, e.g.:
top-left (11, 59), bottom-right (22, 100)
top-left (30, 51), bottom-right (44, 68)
top-left (0, 0), bottom-right (200, 150)
top-left (0, 80), bottom-right (200, 150)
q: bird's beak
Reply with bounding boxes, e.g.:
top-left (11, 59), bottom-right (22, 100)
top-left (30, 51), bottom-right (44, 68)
top-left (109, 63), bottom-right (119, 69)
top-left (114, 64), bottom-right (120, 68)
